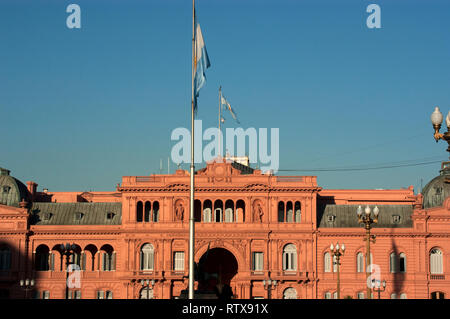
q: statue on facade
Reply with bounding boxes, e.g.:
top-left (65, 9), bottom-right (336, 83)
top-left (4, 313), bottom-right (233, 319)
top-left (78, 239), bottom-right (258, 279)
top-left (253, 202), bottom-right (264, 222)
top-left (175, 201), bottom-right (184, 221)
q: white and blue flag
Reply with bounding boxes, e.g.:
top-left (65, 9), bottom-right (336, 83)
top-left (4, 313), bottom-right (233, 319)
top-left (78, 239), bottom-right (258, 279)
top-left (193, 16), bottom-right (211, 113)
top-left (221, 95), bottom-right (240, 124)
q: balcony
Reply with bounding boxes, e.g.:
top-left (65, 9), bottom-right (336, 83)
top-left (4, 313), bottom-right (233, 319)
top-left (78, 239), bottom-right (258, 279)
top-left (33, 271), bottom-right (116, 280)
top-left (430, 274), bottom-right (445, 280)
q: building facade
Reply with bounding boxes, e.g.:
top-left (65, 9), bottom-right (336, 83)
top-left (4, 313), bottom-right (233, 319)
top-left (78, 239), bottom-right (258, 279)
top-left (0, 159), bottom-right (449, 299)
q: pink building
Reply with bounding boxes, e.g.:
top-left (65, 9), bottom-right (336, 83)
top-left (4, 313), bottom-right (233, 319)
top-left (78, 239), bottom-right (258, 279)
top-left (0, 159), bottom-right (448, 299)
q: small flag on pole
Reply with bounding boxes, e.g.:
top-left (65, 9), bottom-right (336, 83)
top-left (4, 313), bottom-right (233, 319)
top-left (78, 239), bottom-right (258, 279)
top-left (221, 95), bottom-right (240, 124)
top-left (193, 14), bottom-right (211, 114)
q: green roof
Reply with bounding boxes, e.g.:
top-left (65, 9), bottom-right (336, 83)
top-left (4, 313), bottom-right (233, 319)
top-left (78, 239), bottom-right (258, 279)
top-left (317, 204), bottom-right (413, 228)
top-left (0, 168), bottom-right (30, 207)
top-left (30, 202), bottom-right (122, 225)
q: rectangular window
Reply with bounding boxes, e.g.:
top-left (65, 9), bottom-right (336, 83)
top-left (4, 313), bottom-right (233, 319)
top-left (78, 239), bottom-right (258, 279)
top-left (43, 291), bottom-right (50, 299)
top-left (97, 290), bottom-right (104, 299)
top-left (174, 252), bottom-right (184, 271)
top-left (68, 291), bottom-right (81, 299)
top-left (106, 291), bottom-right (113, 299)
top-left (252, 252), bottom-right (263, 271)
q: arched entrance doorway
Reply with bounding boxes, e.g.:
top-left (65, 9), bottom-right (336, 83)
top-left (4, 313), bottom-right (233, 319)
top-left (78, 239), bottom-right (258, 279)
top-left (197, 248), bottom-right (238, 299)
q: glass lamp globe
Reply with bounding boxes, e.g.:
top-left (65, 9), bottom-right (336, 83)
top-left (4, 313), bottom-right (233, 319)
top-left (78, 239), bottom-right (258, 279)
top-left (330, 244), bottom-right (334, 251)
top-left (341, 244), bottom-right (345, 252)
top-left (373, 206), bottom-right (379, 217)
top-left (446, 112), bottom-right (450, 129)
top-left (365, 205), bottom-right (371, 215)
top-left (431, 107), bottom-right (444, 125)
top-left (357, 206), bottom-right (362, 217)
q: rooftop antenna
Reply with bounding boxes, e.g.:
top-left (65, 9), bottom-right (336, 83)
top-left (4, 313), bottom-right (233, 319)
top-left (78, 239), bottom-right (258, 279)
top-left (160, 158), bottom-right (163, 174)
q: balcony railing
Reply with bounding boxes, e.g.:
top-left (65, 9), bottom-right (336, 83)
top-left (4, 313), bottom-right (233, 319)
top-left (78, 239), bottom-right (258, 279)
top-left (430, 274), bottom-right (445, 280)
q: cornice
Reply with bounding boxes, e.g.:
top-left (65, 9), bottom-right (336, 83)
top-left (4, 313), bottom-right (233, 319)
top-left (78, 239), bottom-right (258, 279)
top-left (118, 186), bottom-right (322, 193)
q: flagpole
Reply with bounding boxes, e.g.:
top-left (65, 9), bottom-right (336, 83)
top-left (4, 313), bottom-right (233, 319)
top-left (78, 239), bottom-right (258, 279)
top-left (188, 0), bottom-right (196, 300)
top-left (218, 86), bottom-right (222, 158)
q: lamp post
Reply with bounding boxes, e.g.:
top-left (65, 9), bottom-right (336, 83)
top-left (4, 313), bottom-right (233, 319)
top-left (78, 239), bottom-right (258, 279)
top-left (357, 205), bottom-right (379, 299)
top-left (262, 279), bottom-right (277, 299)
top-left (373, 279), bottom-right (386, 300)
top-left (60, 243), bottom-right (76, 299)
top-left (431, 106), bottom-right (450, 155)
top-left (141, 279), bottom-right (155, 299)
top-left (19, 278), bottom-right (35, 299)
top-left (330, 242), bottom-right (345, 299)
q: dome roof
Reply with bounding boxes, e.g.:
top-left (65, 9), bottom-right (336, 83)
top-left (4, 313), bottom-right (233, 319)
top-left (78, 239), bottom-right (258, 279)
top-left (0, 168), bottom-right (30, 207)
top-left (422, 162), bottom-right (450, 209)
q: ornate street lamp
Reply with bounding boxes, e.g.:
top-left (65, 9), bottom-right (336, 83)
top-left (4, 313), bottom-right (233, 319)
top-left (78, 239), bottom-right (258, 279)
top-left (19, 278), bottom-right (35, 299)
top-left (373, 279), bottom-right (386, 300)
top-left (431, 107), bottom-right (450, 155)
top-left (262, 279), bottom-right (277, 299)
top-left (60, 243), bottom-right (76, 299)
top-left (141, 279), bottom-right (155, 299)
top-left (357, 205), bottom-right (379, 299)
top-left (330, 242), bottom-right (345, 299)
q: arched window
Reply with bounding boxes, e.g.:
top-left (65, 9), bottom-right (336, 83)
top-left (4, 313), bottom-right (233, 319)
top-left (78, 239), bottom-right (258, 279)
top-left (390, 293), bottom-right (397, 299)
top-left (324, 252), bottom-right (331, 273)
top-left (70, 245), bottom-right (83, 269)
top-left (399, 253), bottom-right (406, 273)
top-left (283, 244), bottom-right (297, 271)
top-left (357, 291), bottom-right (365, 299)
top-left (0, 246), bottom-right (11, 271)
top-left (214, 200), bottom-right (223, 222)
top-left (225, 200), bottom-right (234, 223)
top-left (140, 244), bottom-right (154, 271)
top-left (100, 245), bottom-right (115, 271)
top-left (144, 201), bottom-right (151, 222)
top-left (203, 200), bottom-right (212, 223)
top-left (136, 201), bottom-right (143, 222)
top-left (430, 249), bottom-right (443, 274)
top-left (236, 200), bottom-right (245, 222)
top-left (324, 291), bottom-right (331, 299)
top-left (400, 293), bottom-right (407, 299)
top-left (194, 200), bottom-right (202, 222)
top-left (356, 252), bottom-right (364, 273)
top-left (283, 287), bottom-right (297, 299)
top-left (278, 202), bottom-right (285, 222)
top-left (286, 201), bottom-right (293, 222)
top-left (294, 201), bottom-right (301, 223)
top-left (35, 245), bottom-right (50, 271)
top-left (84, 244), bottom-right (98, 271)
top-left (367, 253), bottom-right (373, 272)
top-left (152, 201), bottom-right (160, 222)
top-left (390, 252), bottom-right (397, 273)
top-left (140, 287), bottom-right (153, 299)
top-left (431, 291), bottom-right (445, 299)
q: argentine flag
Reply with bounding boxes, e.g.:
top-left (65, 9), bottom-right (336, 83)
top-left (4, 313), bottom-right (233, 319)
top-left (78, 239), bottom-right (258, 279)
top-left (221, 95), bottom-right (240, 124)
top-left (193, 16), bottom-right (211, 113)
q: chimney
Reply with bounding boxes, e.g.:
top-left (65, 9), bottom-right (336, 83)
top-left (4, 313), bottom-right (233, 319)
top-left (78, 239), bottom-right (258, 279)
top-left (26, 181), bottom-right (38, 200)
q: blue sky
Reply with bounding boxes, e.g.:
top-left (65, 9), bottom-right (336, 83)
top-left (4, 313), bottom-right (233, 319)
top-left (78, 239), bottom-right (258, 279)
top-left (1, 0), bottom-right (450, 192)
